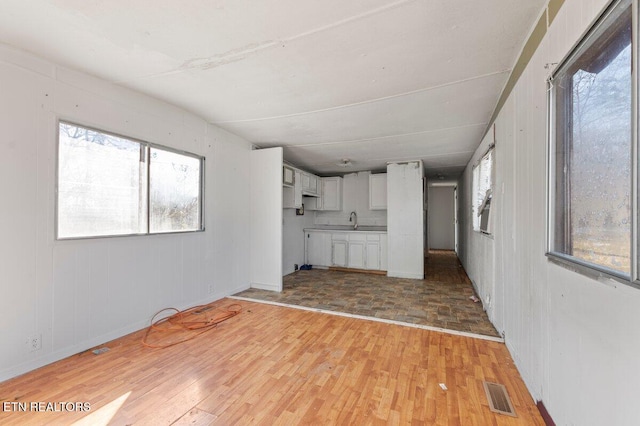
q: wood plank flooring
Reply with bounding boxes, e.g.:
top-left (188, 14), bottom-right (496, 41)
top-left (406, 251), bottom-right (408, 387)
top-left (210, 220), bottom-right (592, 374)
top-left (0, 299), bottom-right (543, 425)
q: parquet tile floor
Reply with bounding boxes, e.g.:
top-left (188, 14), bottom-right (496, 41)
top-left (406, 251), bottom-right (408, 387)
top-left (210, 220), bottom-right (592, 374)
top-left (235, 250), bottom-right (500, 338)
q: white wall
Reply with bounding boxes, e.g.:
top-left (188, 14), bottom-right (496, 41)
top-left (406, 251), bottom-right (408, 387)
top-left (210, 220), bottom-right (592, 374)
top-left (427, 186), bottom-right (455, 250)
top-left (0, 44), bottom-right (253, 381)
top-left (459, 1), bottom-right (640, 424)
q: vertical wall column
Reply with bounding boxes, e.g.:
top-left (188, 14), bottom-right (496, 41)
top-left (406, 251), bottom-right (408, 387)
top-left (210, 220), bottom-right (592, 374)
top-left (249, 147), bottom-right (283, 291)
top-left (387, 161), bottom-right (424, 279)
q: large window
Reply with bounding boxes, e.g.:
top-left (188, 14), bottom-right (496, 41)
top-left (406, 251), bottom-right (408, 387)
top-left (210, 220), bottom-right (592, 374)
top-left (472, 147), bottom-right (494, 233)
top-left (548, 0), bottom-right (633, 279)
top-left (57, 122), bottom-right (203, 239)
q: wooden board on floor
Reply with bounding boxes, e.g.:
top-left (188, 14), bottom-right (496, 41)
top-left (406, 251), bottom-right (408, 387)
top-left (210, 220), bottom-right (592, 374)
top-left (328, 266), bottom-right (387, 275)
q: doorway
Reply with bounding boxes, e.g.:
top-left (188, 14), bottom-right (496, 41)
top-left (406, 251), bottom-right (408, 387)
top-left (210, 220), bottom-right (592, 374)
top-left (428, 184), bottom-right (456, 250)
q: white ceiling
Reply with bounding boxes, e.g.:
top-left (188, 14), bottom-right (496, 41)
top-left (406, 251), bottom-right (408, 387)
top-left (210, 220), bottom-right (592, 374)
top-left (0, 0), bottom-right (546, 177)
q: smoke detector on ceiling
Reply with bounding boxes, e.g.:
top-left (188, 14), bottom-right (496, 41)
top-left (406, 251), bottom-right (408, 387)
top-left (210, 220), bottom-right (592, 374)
top-left (337, 158), bottom-right (352, 167)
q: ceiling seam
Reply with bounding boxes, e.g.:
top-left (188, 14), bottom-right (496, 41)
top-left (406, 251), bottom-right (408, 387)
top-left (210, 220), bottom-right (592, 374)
top-left (309, 150), bottom-right (475, 163)
top-left (113, 0), bottom-right (420, 84)
top-left (213, 70), bottom-right (510, 124)
top-left (259, 123), bottom-right (488, 148)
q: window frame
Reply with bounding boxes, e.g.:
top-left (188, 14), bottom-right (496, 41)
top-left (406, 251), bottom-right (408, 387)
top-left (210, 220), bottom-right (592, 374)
top-left (546, 0), bottom-right (638, 286)
top-left (55, 120), bottom-right (205, 240)
top-left (472, 145), bottom-right (495, 235)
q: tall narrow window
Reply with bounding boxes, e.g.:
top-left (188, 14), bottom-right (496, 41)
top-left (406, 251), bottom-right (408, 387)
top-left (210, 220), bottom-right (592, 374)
top-left (57, 122), bottom-right (204, 239)
top-left (549, 0), bottom-right (632, 277)
top-left (472, 148), bottom-right (494, 233)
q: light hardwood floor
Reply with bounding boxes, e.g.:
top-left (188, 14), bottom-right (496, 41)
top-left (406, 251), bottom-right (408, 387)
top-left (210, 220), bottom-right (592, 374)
top-left (0, 299), bottom-right (543, 425)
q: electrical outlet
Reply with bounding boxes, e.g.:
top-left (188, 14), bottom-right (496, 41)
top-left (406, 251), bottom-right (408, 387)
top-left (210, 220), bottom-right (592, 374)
top-left (28, 334), bottom-right (42, 352)
top-left (208, 284), bottom-right (214, 294)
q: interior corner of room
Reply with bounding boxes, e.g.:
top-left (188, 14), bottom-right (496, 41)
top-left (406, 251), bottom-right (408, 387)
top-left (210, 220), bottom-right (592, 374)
top-left (3, 0), bottom-right (640, 424)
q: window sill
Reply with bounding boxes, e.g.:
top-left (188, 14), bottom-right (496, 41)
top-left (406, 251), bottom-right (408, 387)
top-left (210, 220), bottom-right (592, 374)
top-left (545, 252), bottom-right (640, 290)
top-left (56, 228), bottom-right (205, 242)
top-left (473, 229), bottom-right (494, 240)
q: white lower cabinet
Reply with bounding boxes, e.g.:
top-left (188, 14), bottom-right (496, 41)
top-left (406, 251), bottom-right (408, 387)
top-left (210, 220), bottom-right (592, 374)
top-left (304, 229), bottom-right (387, 270)
top-left (305, 231), bottom-right (330, 266)
top-left (332, 240), bottom-right (348, 267)
top-left (347, 241), bottom-right (366, 269)
top-left (365, 233), bottom-right (380, 270)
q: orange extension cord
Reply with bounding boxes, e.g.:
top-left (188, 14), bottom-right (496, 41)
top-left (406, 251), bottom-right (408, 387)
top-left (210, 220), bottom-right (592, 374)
top-left (142, 303), bottom-right (242, 349)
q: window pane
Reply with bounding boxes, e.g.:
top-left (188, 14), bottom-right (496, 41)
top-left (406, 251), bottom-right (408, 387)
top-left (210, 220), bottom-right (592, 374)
top-left (472, 149), bottom-right (493, 232)
top-left (472, 165), bottom-right (480, 230)
top-left (149, 148), bottom-right (202, 233)
top-left (552, 0), bottom-right (631, 275)
top-left (58, 123), bottom-right (146, 238)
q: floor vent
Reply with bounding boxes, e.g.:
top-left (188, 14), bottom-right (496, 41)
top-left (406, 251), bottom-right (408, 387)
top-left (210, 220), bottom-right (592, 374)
top-left (483, 381), bottom-right (517, 417)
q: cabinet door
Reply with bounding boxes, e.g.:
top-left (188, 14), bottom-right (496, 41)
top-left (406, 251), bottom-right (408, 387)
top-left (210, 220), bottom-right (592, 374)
top-left (308, 174), bottom-right (318, 195)
top-left (348, 241), bottom-right (366, 269)
top-left (294, 171), bottom-right (302, 208)
top-left (306, 232), bottom-right (328, 266)
top-left (283, 166), bottom-right (295, 187)
top-left (365, 242), bottom-right (380, 270)
top-left (301, 173), bottom-right (311, 191)
top-left (321, 177), bottom-right (343, 211)
top-left (369, 173), bottom-right (387, 210)
top-left (332, 241), bottom-right (348, 267)
top-left (283, 171), bottom-right (303, 208)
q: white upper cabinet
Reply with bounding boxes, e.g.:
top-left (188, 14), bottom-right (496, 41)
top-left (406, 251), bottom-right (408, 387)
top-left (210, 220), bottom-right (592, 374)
top-left (369, 173), bottom-right (387, 210)
top-left (320, 177), bottom-right (343, 211)
top-left (301, 172), bottom-right (320, 197)
top-left (283, 165), bottom-right (295, 187)
top-left (283, 170), bottom-right (302, 208)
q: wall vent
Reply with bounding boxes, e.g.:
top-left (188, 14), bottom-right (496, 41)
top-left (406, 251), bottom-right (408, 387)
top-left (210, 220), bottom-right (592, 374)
top-left (483, 381), bottom-right (517, 417)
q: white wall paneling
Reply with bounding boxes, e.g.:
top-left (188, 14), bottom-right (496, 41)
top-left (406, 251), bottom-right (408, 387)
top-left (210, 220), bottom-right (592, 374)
top-left (386, 161), bottom-right (424, 279)
top-left (0, 45), bottom-right (253, 382)
top-left (249, 147), bottom-right (283, 291)
top-left (459, 0), bottom-right (640, 424)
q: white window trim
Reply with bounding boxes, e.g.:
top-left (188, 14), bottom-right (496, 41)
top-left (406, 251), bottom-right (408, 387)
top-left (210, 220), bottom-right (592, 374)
top-left (55, 120), bottom-right (205, 240)
top-left (546, 0), bottom-right (639, 287)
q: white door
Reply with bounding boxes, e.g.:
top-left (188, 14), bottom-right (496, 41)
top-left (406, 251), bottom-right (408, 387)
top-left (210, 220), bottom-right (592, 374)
top-left (428, 186), bottom-right (456, 250)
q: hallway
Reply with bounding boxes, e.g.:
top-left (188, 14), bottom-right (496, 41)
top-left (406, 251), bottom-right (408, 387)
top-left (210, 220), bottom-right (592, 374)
top-left (235, 250), bottom-right (499, 338)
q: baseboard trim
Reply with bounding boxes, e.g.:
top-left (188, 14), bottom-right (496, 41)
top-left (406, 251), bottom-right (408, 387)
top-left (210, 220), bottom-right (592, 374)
top-left (536, 401), bottom-right (556, 426)
top-left (328, 266), bottom-right (387, 275)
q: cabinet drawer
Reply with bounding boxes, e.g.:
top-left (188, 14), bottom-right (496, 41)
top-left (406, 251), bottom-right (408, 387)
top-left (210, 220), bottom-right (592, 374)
top-left (349, 233), bottom-right (367, 242)
top-left (366, 234), bottom-right (381, 242)
top-left (331, 233), bottom-right (348, 241)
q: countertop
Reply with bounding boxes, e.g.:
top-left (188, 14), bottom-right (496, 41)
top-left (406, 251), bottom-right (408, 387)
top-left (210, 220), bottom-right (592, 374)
top-left (304, 225), bottom-right (387, 233)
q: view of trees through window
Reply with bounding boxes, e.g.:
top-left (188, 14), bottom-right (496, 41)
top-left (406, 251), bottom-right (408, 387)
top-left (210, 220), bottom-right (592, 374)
top-left (57, 122), bottom-right (203, 239)
top-left (551, 0), bottom-right (632, 275)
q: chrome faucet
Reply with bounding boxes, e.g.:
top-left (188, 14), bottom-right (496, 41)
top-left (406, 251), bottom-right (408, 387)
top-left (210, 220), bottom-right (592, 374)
top-left (349, 211), bottom-right (358, 229)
